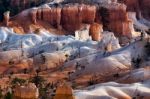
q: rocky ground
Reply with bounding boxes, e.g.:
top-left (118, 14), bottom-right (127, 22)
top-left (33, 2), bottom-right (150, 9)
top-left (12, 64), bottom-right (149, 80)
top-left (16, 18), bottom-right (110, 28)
top-left (0, 0), bottom-right (149, 99)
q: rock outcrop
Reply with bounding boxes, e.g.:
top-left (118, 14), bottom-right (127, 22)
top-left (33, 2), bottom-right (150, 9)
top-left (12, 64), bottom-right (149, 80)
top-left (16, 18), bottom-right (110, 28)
top-left (54, 84), bottom-right (74, 99)
top-left (99, 3), bottom-right (132, 37)
top-left (14, 83), bottom-right (39, 99)
top-left (75, 29), bottom-right (91, 41)
top-left (0, 50), bottom-right (23, 66)
top-left (30, 8), bottom-right (37, 24)
top-left (29, 4), bottom-right (62, 28)
top-left (61, 4), bottom-right (96, 32)
top-left (89, 23), bottom-right (103, 41)
top-left (41, 5), bottom-right (62, 28)
top-left (11, 2), bottom-right (133, 38)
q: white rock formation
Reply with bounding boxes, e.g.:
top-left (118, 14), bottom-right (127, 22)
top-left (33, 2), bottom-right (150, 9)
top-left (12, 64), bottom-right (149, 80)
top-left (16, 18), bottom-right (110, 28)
top-left (75, 80), bottom-right (150, 99)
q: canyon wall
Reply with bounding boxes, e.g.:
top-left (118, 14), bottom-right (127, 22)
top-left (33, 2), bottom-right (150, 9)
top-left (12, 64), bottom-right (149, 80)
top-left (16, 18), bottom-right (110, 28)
top-left (14, 83), bottom-right (39, 99)
top-left (1, 0), bottom-right (149, 22)
top-left (19, 3), bottom-right (132, 37)
top-left (98, 3), bottom-right (132, 37)
top-left (61, 4), bottom-right (96, 32)
top-left (54, 84), bottom-right (74, 99)
top-left (2, 0), bottom-right (149, 37)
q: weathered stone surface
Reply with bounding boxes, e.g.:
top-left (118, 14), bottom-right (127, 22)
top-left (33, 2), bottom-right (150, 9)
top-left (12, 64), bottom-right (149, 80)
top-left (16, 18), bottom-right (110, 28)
top-left (98, 3), bottom-right (132, 37)
top-left (9, 3), bottom-right (134, 38)
top-left (54, 84), bottom-right (74, 99)
top-left (61, 4), bottom-right (96, 32)
top-left (61, 5), bottom-right (81, 32)
top-left (29, 8), bottom-right (37, 24)
top-left (33, 52), bottom-right (67, 70)
top-left (89, 23), bottom-right (103, 41)
top-left (14, 83), bottom-right (39, 99)
top-left (30, 5), bottom-right (62, 28)
top-left (75, 29), bottom-right (91, 41)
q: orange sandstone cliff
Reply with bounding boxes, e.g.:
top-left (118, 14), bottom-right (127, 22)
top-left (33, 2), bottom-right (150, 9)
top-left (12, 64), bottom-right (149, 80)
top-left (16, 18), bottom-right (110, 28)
top-left (3, 2), bottom-right (135, 38)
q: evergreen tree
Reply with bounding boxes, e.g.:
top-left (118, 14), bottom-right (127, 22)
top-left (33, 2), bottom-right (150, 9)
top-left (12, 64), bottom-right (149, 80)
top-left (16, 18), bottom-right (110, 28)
top-left (4, 92), bottom-right (13, 99)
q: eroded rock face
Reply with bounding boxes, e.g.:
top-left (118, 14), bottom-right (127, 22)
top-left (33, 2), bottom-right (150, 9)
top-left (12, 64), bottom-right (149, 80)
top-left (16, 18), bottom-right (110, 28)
top-left (54, 84), bottom-right (74, 99)
top-left (30, 5), bottom-right (62, 28)
top-left (61, 5), bottom-right (82, 32)
top-left (14, 83), bottom-right (39, 99)
top-left (11, 2), bottom-right (134, 38)
top-left (61, 4), bottom-right (96, 32)
top-left (98, 3), bottom-right (132, 37)
top-left (89, 23), bottom-right (103, 41)
top-left (33, 52), bottom-right (67, 70)
top-left (92, 3), bottom-right (133, 37)
top-left (30, 8), bottom-right (37, 24)
top-left (41, 5), bottom-right (62, 28)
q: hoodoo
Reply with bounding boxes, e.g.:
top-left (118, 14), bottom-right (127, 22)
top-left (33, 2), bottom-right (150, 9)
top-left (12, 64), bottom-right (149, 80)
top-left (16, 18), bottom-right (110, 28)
top-left (7, 3), bottom-right (134, 38)
top-left (89, 23), bottom-right (103, 41)
top-left (14, 83), bottom-right (39, 99)
top-left (3, 11), bottom-right (10, 26)
top-left (54, 84), bottom-right (74, 99)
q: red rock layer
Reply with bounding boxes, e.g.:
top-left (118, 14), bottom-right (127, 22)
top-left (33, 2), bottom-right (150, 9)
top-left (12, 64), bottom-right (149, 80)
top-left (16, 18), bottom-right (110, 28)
top-left (89, 23), bottom-right (103, 41)
top-left (41, 6), bottom-right (61, 28)
top-left (98, 3), bottom-right (132, 37)
top-left (61, 5), bottom-right (82, 32)
top-left (12, 3), bottom-right (133, 37)
top-left (29, 4), bottom-right (96, 32)
top-left (61, 4), bottom-right (96, 32)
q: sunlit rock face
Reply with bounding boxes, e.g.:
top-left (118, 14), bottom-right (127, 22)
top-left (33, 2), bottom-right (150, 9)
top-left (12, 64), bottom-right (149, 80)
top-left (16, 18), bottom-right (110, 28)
top-left (39, 5), bottom-right (61, 28)
top-left (29, 5), bottom-right (62, 28)
top-left (14, 83), bottom-right (39, 99)
top-left (11, 2), bottom-right (133, 38)
top-left (61, 4), bottom-right (96, 32)
top-left (97, 3), bottom-right (132, 37)
top-left (54, 84), bottom-right (74, 99)
top-left (9, 0), bottom-right (150, 21)
top-left (75, 29), bottom-right (91, 41)
top-left (29, 4), bottom-right (96, 32)
top-left (89, 23), bottom-right (103, 41)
